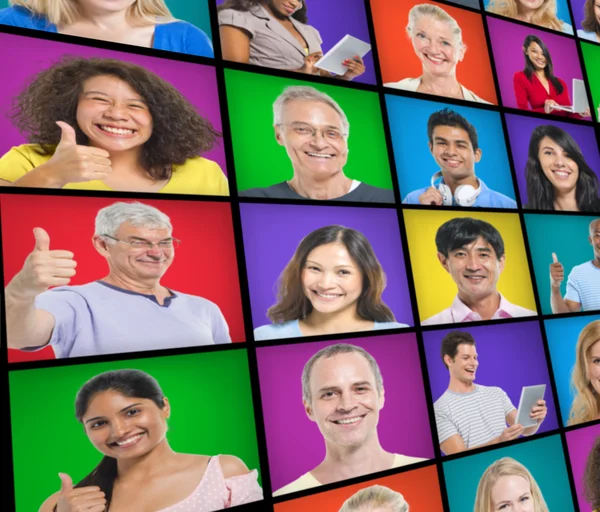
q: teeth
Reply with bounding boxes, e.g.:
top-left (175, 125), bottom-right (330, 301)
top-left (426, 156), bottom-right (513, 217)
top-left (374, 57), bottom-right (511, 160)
top-left (115, 433), bottom-right (143, 446)
top-left (316, 292), bottom-right (341, 299)
top-left (100, 125), bottom-right (135, 135)
top-left (306, 152), bottom-right (333, 159)
top-left (552, 171), bottom-right (570, 178)
top-left (335, 417), bottom-right (362, 425)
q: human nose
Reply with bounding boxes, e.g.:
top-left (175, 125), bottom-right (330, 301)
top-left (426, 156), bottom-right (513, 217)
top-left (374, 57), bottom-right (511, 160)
top-left (465, 253), bottom-right (482, 270)
top-left (110, 417), bottom-right (130, 438)
top-left (317, 271), bottom-right (336, 288)
top-left (337, 392), bottom-right (357, 412)
top-left (103, 103), bottom-right (129, 120)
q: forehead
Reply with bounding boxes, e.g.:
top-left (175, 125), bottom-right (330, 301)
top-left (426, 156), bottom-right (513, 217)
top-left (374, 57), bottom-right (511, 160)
top-left (309, 352), bottom-right (376, 388)
top-left (589, 340), bottom-right (600, 357)
top-left (83, 390), bottom-right (141, 418)
top-left (527, 42), bottom-right (543, 52)
top-left (82, 74), bottom-right (142, 98)
top-left (491, 475), bottom-right (530, 501)
top-left (116, 221), bottom-right (171, 238)
top-left (413, 14), bottom-right (455, 38)
top-left (282, 99), bottom-right (342, 126)
top-left (306, 243), bottom-right (356, 265)
top-left (432, 125), bottom-right (471, 143)
top-left (590, 220), bottom-right (600, 234)
top-left (456, 343), bottom-right (477, 356)
top-left (451, 236), bottom-right (494, 252)
top-left (538, 136), bottom-right (561, 150)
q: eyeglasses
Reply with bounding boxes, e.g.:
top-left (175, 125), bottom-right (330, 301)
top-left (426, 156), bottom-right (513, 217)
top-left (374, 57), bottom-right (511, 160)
top-left (102, 235), bottom-right (181, 250)
top-left (277, 123), bottom-right (346, 142)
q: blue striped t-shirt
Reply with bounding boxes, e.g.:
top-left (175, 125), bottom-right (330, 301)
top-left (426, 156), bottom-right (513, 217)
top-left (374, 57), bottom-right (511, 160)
top-left (565, 261), bottom-right (600, 312)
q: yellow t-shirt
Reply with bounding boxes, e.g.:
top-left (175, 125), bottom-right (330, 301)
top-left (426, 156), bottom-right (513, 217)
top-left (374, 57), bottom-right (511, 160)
top-left (0, 144), bottom-right (229, 196)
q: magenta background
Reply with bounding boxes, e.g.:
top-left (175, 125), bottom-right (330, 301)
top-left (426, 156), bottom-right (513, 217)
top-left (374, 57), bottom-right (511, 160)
top-left (566, 424), bottom-right (600, 512)
top-left (0, 32), bottom-right (227, 174)
top-left (486, 17), bottom-right (586, 110)
top-left (256, 333), bottom-right (434, 492)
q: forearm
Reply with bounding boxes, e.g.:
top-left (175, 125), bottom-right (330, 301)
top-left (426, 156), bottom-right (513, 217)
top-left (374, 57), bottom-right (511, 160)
top-left (11, 163), bottom-right (63, 188)
top-left (5, 284), bottom-right (52, 349)
top-left (550, 286), bottom-right (570, 313)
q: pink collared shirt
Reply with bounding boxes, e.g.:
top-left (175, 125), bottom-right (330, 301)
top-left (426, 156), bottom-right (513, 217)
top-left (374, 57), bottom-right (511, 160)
top-left (422, 294), bottom-right (537, 326)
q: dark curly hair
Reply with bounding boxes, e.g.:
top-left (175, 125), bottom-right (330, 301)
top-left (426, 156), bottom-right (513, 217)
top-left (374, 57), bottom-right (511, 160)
top-left (585, 437), bottom-right (600, 510)
top-left (10, 56), bottom-right (221, 181)
top-left (217, 0), bottom-right (308, 23)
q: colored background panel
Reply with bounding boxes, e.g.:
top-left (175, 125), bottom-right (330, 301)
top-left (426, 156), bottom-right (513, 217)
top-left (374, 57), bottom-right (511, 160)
top-left (403, 209), bottom-right (538, 322)
top-left (169, 0), bottom-right (213, 39)
top-left (9, 349), bottom-right (261, 512)
top-left (225, 69), bottom-right (393, 193)
top-left (447, 0), bottom-right (481, 8)
top-left (216, 0), bottom-right (376, 85)
top-left (257, 333), bottom-right (434, 493)
top-left (240, 203), bottom-right (414, 330)
top-left (386, 94), bottom-right (516, 202)
top-left (487, 17), bottom-right (587, 111)
top-left (523, 213), bottom-right (598, 316)
top-left (274, 465), bottom-right (443, 511)
top-left (1, 194), bottom-right (246, 363)
top-left (0, 33), bottom-right (226, 175)
top-left (566, 424), bottom-right (600, 512)
top-left (371, 0), bottom-right (498, 104)
top-left (544, 314), bottom-right (600, 425)
top-left (484, 0), bottom-right (573, 30)
top-left (444, 435), bottom-right (575, 511)
top-left (505, 113), bottom-right (600, 206)
top-left (422, 321), bottom-right (559, 452)
top-left (581, 42), bottom-right (600, 123)
top-left (570, 0), bottom-right (594, 33)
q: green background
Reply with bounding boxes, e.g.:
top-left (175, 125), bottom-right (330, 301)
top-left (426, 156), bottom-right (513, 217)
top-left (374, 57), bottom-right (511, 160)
top-left (224, 69), bottom-right (394, 192)
top-left (524, 213), bottom-right (597, 315)
top-left (168, 0), bottom-right (212, 40)
top-left (10, 349), bottom-right (260, 511)
top-left (581, 42), bottom-right (599, 123)
top-left (443, 435), bottom-right (574, 511)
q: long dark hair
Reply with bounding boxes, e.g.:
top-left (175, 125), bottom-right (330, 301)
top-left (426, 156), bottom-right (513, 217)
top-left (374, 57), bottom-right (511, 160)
top-left (525, 125), bottom-right (600, 212)
top-left (53, 370), bottom-right (166, 511)
top-left (217, 0), bottom-right (308, 23)
top-left (267, 225), bottom-right (396, 324)
top-left (522, 35), bottom-right (564, 95)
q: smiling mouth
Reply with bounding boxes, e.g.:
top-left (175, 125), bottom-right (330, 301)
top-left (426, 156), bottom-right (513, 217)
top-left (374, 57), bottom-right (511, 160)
top-left (443, 157), bottom-right (463, 168)
top-left (95, 124), bottom-right (137, 137)
top-left (312, 290), bottom-right (344, 301)
top-left (551, 169), bottom-right (572, 179)
top-left (305, 152), bottom-right (334, 159)
top-left (332, 414), bottom-right (366, 426)
top-left (535, 60), bottom-right (546, 67)
top-left (424, 53), bottom-right (447, 65)
top-left (464, 275), bottom-right (486, 282)
top-left (110, 432), bottom-right (145, 448)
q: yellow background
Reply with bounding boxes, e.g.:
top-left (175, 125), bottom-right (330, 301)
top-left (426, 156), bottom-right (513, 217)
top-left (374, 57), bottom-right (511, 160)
top-left (403, 210), bottom-right (538, 322)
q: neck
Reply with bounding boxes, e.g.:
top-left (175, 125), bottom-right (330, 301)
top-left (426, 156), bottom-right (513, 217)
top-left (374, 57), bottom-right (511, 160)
top-left (442, 173), bottom-right (478, 195)
top-left (303, 307), bottom-right (369, 333)
top-left (448, 376), bottom-right (476, 393)
top-left (592, 255), bottom-right (600, 269)
top-left (288, 170), bottom-right (351, 200)
top-left (534, 69), bottom-right (546, 79)
top-left (516, 7), bottom-right (535, 23)
top-left (457, 291), bottom-right (501, 320)
top-left (101, 272), bottom-right (165, 297)
top-left (76, 7), bottom-right (131, 29)
top-left (420, 73), bottom-right (462, 96)
top-left (553, 189), bottom-right (578, 212)
top-left (116, 439), bottom-right (175, 481)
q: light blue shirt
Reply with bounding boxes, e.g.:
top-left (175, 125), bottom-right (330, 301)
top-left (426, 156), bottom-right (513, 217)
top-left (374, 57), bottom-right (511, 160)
top-left (565, 261), bottom-right (600, 312)
top-left (24, 281), bottom-right (231, 358)
top-left (561, 22), bottom-right (574, 35)
top-left (253, 319), bottom-right (408, 341)
top-left (0, 6), bottom-right (214, 57)
top-left (577, 29), bottom-right (599, 42)
top-left (402, 178), bottom-right (517, 208)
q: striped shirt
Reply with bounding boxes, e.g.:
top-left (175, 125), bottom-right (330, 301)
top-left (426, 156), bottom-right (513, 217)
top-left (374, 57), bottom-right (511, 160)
top-left (565, 261), bottom-right (600, 312)
top-left (434, 384), bottom-right (515, 451)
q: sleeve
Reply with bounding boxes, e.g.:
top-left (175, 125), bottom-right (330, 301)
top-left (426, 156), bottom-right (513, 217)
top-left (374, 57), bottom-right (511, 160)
top-left (434, 400), bottom-right (459, 444)
top-left (218, 9), bottom-right (256, 38)
top-left (211, 161), bottom-right (230, 197)
top-left (210, 302), bottom-right (232, 344)
top-left (0, 7), bottom-right (36, 28)
top-left (513, 72), bottom-right (535, 111)
top-left (226, 470), bottom-right (264, 506)
top-left (182, 23), bottom-right (214, 58)
top-left (564, 267), bottom-right (582, 303)
top-left (0, 146), bottom-right (37, 183)
top-left (498, 388), bottom-right (516, 416)
top-left (402, 189), bottom-right (421, 204)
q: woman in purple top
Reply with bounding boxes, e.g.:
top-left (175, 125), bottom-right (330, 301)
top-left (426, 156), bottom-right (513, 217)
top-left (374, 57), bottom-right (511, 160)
top-left (0, 0), bottom-right (213, 58)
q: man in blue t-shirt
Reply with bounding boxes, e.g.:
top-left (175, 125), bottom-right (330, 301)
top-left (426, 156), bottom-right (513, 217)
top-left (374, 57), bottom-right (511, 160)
top-left (402, 108), bottom-right (516, 209)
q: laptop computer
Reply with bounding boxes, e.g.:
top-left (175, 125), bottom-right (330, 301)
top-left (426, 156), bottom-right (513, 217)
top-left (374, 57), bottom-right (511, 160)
top-left (552, 79), bottom-right (589, 114)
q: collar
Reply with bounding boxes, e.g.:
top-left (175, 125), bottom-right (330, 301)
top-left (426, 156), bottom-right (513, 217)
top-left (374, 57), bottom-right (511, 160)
top-left (96, 280), bottom-right (177, 307)
top-left (451, 293), bottom-right (513, 323)
top-left (438, 176), bottom-right (487, 191)
top-left (249, 3), bottom-right (309, 54)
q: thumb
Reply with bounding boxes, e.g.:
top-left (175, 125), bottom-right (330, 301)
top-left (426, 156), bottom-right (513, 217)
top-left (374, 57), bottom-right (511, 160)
top-left (33, 227), bottom-right (50, 252)
top-left (58, 473), bottom-right (73, 494)
top-left (56, 121), bottom-right (77, 146)
top-left (551, 252), bottom-right (558, 263)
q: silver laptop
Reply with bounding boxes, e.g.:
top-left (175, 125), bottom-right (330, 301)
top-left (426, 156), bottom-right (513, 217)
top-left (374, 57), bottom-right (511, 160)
top-left (552, 79), bottom-right (589, 114)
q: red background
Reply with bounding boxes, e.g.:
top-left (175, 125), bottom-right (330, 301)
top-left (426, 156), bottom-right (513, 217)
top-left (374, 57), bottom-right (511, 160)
top-left (1, 194), bottom-right (246, 363)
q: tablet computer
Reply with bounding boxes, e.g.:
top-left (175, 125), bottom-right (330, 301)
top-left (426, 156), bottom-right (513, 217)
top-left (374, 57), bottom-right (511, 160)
top-left (515, 384), bottom-right (546, 428)
top-left (315, 35), bottom-right (371, 76)
top-left (551, 79), bottom-right (589, 114)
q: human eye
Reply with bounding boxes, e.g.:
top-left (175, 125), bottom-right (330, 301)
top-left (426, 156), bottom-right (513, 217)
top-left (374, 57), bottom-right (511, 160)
top-left (90, 420), bottom-right (107, 429)
top-left (326, 130), bottom-right (342, 139)
top-left (126, 408), bottom-right (141, 417)
top-left (338, 269), bottom-right (351, 276)
top-left (158, 240), bottom-right (174, 248)
top-left (293, 125), bottom-right (311, 134)
top-left (92, 97), bottom-right (110, 103)
top-left (321, 391), bottom-right (336, 399)
top-left (130, 241), bottom-right (148, 249)
top-left (453, 251), bottom-right (466, 258)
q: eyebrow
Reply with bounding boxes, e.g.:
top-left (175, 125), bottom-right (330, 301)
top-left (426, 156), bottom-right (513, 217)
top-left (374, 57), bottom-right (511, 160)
top-left (128, 236), bottom-right (173, 242)
top-left (85, 402), bottom-right (143, 424)
top-left (434, 136), bottom-right (469, 145)
top-left (305, 260), bottom-right (356, 268)
top-left (83, 91), bottom-right (146, 103)
top-left (317, 381), bottom-right (373, 393)
top-left (290, 121), bottom-right (342, 130)
top-left (452, 246), bottom-right (492, 253)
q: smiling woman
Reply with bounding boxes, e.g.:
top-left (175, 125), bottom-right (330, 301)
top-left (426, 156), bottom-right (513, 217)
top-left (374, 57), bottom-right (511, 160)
top-left (0, 57), bottom-right (229, 195)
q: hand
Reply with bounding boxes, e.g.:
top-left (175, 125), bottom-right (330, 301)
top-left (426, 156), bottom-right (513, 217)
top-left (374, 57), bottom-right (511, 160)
top-left (544, 99), bottom-right (558, 114)
top-left (581, 107), bottom-right (591, 118)
top-left (530, 399), bottom-right (547, 424)
top-left (299, 52), bottom-right (323, 75)
top-left (56, 473), bottom-right (106, 512)
top-left (41, 122), bottom-right (112, 187)
top-left (418, 187), bottom-right (444, 206)
top-left (341, 55), bottom-right (366, 80)
top-left (498, 424), bottom-right (524, 443)
top-left (8, 228), bottom-right (77, 301)
top-left (549, 252), bottom-right (564, 289)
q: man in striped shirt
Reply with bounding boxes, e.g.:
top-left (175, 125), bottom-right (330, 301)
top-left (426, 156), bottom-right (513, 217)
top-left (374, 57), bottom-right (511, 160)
top-left (434, 331), bottom-right (547, 455)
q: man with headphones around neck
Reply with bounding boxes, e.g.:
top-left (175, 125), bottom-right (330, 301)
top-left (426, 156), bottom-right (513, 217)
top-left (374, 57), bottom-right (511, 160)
top-left (402, 109), bottom-right (517, 208)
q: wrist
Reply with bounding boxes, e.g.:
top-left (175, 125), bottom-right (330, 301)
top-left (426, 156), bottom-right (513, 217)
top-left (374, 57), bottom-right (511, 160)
top-left (5, 277), bottom-right (42, 303)
top-left (29, 163), bottom-right (66, 188)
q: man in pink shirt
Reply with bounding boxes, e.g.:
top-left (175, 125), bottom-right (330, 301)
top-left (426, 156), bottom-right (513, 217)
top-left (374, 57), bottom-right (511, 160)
top-left (422, 217), bottom-right (537, 326)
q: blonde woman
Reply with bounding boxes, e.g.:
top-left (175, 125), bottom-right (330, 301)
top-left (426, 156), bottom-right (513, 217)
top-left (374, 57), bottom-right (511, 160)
top-left (339, 485), bottom-right (409, 512)
top-left (0, 0), bottom-right (214, 57)
top-left (474, 457), bottom-right (549, 512)
top-left (568, 320), bottom-right (600, 425)
top-left (487, 0), bottom-right (574, 34)
top-left (384, 4), bottom-right (491, 104)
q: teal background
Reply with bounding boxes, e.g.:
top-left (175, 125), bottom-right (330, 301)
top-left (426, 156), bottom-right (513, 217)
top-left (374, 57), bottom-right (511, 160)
top-left (443, 435), bottom-right (575, 511)
top-left (9, 349), bottom-right (261, 511)
top-left (168, 0), bottom-right (212, 39)
top-left (524, 214), bottom-right (597, 315)
top-left (545, 314), bottom-right (600, 425)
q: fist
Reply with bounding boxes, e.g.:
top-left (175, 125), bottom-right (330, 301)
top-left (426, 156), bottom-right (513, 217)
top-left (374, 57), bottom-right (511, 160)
top-left (56, 473), bottom-right (106, 512)
top-left (544, 99), bottom-right (558, 114)
top-left (301, 52), bottom-right (323, 75)
top-left (418, 187), bottom-right (444, 206)
top-left (549, 252), bottom-right (564, 288)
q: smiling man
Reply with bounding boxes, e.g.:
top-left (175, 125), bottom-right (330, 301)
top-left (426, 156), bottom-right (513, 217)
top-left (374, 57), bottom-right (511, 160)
top-left (403, 109), bottom-right (516, 208)
top-left (239, 86), bottom-right (395, 202)
top-left (273, 343), bottom-right (426, 496)
top-left (422, 217), bottom-right (536, 326)
top-left (5, 201), bottom-right (231, 358)
top-left (434, 331), bottom-right (547, 455)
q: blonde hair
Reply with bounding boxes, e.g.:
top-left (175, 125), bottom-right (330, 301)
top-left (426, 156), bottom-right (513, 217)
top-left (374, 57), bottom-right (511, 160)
top-left (474, 458), bottom-right (549, 512)
top-left (487, 0), bottom-right (563, 32)
top-left (339, 485), bottom-right (409, 512)
top-left (568, 320), bottom-right (600, 426)
top-left (9, 0), bottom-right (175, 27)
top-left (406, 3), bottom-right (464, 46)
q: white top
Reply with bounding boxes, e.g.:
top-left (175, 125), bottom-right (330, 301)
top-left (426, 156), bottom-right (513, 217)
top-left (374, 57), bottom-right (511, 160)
top-left (384, 77), bottom-right (492, 104)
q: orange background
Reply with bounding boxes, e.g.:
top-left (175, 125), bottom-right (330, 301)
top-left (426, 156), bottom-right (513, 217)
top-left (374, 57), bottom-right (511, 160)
top-left (274, 465), bottom-right (444, 511)
top-left (371, 0), bottom-right (498, 104)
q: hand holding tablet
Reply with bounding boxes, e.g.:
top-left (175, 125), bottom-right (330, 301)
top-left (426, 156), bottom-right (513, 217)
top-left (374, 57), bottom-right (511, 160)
top-left (315, 34), bottom-right (371, 76)
top-left (516, 385), bottom-right (547, 428)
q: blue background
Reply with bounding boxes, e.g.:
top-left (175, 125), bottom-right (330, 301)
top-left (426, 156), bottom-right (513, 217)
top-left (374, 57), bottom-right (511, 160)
top-left (444, 435), bottom-right (575, 511)
top-left (484, 0), bottom-right (573, 28)
top-left (544, 314), bottom-right (600, 425)
top-left (385, 94), bottom-right (517, 203)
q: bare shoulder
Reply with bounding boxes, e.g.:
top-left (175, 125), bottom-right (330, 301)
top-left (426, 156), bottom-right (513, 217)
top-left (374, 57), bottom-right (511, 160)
top-left (218, 454), bottom-right (251, 478)
top-left (38, 491), bottom-right (59, 512)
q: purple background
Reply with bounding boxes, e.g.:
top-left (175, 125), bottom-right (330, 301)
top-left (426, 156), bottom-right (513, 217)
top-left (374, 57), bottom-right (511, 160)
top-left (216, 0), bottom-right (376, 85)
top-left (239, 203), bottom-right (414, 329)
top-left (571, 0), bottom-right (590, 28)
top-left (256, 333), bottom-right (435, 491)
top-left (566, 424), bottom-right (600, 512)
top-left (505, 113), bottom-right (600, 205)
top-left (422, 321), bottom-right (559, 450)
top-left (0, 33), bottom-right (227, 174)
top-left (487, 17), bottom-right (586, 110)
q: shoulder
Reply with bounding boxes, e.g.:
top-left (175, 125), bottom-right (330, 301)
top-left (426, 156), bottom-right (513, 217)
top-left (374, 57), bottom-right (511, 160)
top-left (392, 453), bottom-right (427, 467)
top-left (577, 29), bottom-right (597, 41)
top-left (0, 6), bottom-right (44, 27)
top-left (176, 156), bottom-right (223, 174)
top-left (174, 290), bottom-right (219, 308)
top-left (218, 7), bottom-right (254, 27)
top-left (384, 77), bottom-right (418, 90)
top-left (374, 321), bottom-right (409, 329)
top-left (434, 390), bottom-right (453, 408)
top-left (1, 144), bottom-right (52, 161)
top-left (254, 321), bottom-right (298, 341)
top-left (403, 187), bottom-right (428, 204)
top-left (513, 70), bottom-right (527, 81)
top-left (38, 491), bottom-right (60, 512)
top-left (462, 86), bottom-right (491, 104)
top-left (561, 22), bottom-right (574, 35)
top-left (484, 188), bottom-right (517, 208)
top-left (239, 182), bottom-right (292, 199)
top-left (570, 261), bottom-right (594, 275)
top-left (273, 473), bottom-right (318, 496)
top-left (157, 20), bottom-right (213, 55)
top-left (218, 454), bottom-right (251, 478)
top-left (350, 183), bottom-right (395, 203)
top-left (421, 309), bottom-right (448, 326)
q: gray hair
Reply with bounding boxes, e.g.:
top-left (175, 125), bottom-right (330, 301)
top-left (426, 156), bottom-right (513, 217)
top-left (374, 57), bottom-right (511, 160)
top-left (273, 85), bottom-right (350, 138)
top-left (590, 218), bottom-right (600, 235)
top-left (406, 3), bottom-right (463, 46)
top-left (302, 343), bottom-right (384, 404)
top-left (339, 485), bottom-right (409, 512)
top-left (94, 202), bottom-right (172, 238)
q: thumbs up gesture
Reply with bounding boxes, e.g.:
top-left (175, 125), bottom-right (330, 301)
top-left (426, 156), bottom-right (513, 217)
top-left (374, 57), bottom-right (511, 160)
top-left (549, 253), bottom-right (564, 288)
top-left (56, 473), bottom-right (106, 512)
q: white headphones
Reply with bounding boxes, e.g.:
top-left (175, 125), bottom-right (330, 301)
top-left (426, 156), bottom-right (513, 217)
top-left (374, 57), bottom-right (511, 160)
top-left (431, 171), bottom-right (482, 207)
